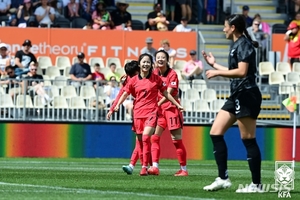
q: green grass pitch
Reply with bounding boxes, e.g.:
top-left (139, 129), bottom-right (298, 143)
top-left (0, 158), bottom-right (299, 200)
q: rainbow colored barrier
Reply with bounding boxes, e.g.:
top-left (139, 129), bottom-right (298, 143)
top-left (0, 123), bottom-right (299, 161)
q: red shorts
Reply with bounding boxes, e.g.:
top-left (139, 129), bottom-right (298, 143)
top-left (133, 113), bottom-right (158, 134)
top-left (157, 107), bottom-right (183, 131)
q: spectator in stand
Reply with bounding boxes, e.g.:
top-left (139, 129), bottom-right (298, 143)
top-left (291, 11), bottom-right (300, 26)
top-left (82, 21), bottom-right (92, 29)
top-left (140, 37), bottom-right (157, 59)
top-left (104, 76), bottom-right (120, 107)
top-left (111, 0), bottom-right (132, 31)
top-left (178, 0), bottom-right (192, 22)
top-left (182, 50), bottom-right (204, 80)
top-left (106, 62), bottom-right (121, 82)
top-left (81, 0), bottom-right (98, 22)
top-left (252, 13), bottom-right (270, 35)
top-left (284, 22), bottom-right (300, 66)
top-left (11, 0), bottom-right (24, 14)
top-left (49, 0), bottom-right (64, 19)
top-left (293, 0), bottom-right (300, 14)
top-left (69, 52), bottom-right (92, 87)
top-left (158, 39), bottom-right (176, 68)
top-left (154, 11), bottom-right (169, 31)
top-left (92, 0), bottom-right (113, 30)
top-left (146, 3), bottom-right (162, 30)
top-left (166, 0), bottom-right (175, 22)
top-left (173, 17), bottom-right (192, 32)
top-left (34, 0), bottom-right (55, 27)
top-left (67, 0), bottom-right (79, 18)
top-left (17, 0), bottom-right (34, 28)
top-left (247, 19), bottom-right (268, 62)
top-left (205, 0), bottom-right (217, 24)
top-left (92, 63), bottom-right (106, 88)
top-left (15, 39), bottom-right (38, 76)
top-left (0, 43), bottom-right (11, 75)
top-left (0, 66), bottom-right (21, 98)
top-left (242, 5), bottom-right (252, 28)
top-left (0, 0), bottom-right (11, 17)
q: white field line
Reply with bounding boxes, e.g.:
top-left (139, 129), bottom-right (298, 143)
top-left (0, 182), bottom-right (216, 200)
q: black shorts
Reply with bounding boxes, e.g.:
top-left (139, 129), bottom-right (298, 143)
top-left (221, 87), bottom-right (262, 119)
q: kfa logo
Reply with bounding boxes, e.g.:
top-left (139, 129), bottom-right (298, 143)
top-left (275, 161), bottom-right (295, 198)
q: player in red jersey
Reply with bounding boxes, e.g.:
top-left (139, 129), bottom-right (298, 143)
top-left (106, 61), bottom-right (142, 174)
top-left (114, 53), bottom-right (184, 176)
top-left (147, 49), bottom-right (188, 176)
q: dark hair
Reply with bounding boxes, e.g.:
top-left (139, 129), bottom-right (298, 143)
top-left (226, 14), bottom-right (259, 48)
top-left (5, 65), bottom-right (15, 72)
top-left (253, 13), bottom-right (261, 21)
top-left (138, 53), bottom-right (154, 74)
top-left (94, 63), bottom-right (100, 67)
top-left (109, 76), bottom-right (116, 81)
top-left (109, 62), bottom-right (116, 67)
top-left (154, 49), bottom-right (169, 62)
top-left (124, 60), bottom-right (139, 77)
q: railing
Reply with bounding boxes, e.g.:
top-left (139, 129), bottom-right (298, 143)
top-left (197, 30), bottom-right (206, 59)
top-left (0, 77), bottom-right (298, 126)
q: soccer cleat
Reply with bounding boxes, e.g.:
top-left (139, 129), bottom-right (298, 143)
top-left (236, 182), bottom-right (264, 193)
top-left (148, 167), bottom-right (160, 175)
top-left (122, 165), bottom-right (133, 175)
top-left (203, 177), bottom-right (232, 191)
top-left (140, 167), bottom-right (148, 176)
top-left (174, 170), bottom-right (188, 176)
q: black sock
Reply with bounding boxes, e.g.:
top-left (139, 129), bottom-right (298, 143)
top-left (211, 135), bottom-right (228, 179)
top-left (242, 138), bottom-right (261, 184)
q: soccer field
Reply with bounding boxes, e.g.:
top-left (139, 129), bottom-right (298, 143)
top-left (0, 158), bottom-right (298, 200)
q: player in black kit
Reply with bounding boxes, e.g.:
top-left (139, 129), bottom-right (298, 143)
top-left (202, 14), bottom-right (263, 193)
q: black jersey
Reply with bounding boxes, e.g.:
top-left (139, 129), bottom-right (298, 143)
top-left (228, 35), bottom-right (257, 94)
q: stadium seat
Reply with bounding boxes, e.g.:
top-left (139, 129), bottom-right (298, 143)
top-left (174, 69), bottom-right (183, 81)
top-left (292, 62), bottom-right (300, 73)
top-left (268, 72), bottom-right (285, 85)
top-left (55, 56), bottom-right (71, 70)
top-left (116, 68), bottom-right (125, 76)
top-left (297, 82), bottom-right (300, 93)
top-left (88, 96), bottom-right (105, 109)
top-left (100, 67), bottom-right (111, 77)
top-left (72, 57), bottom-right (87, 64)
top-left (185, 89), bottom-right (200, 101)
top-left (89, 57), bottom-right (105, 68)
top-left (52, 96), bottom-right (69, 109)
top-left (64, 66), bottom-right (71, 78)
top-left (179, 80), bottom-right (190, 93)
top-left (0, 94), bottom-right (14, 108)
top-left (38, 56), bottom-right (53, 70)
top-left (69, 96), bottom-right (86, 109)
top-left (0, 16), bottom-right (9, 24)
top-left (168, 21), bottom-right (178, 31)
top-left (79, 85), bottom-right (96, 100)
top-left (54, 17), bottom-right (70, 28)
top-left (70, 17), bottom-right (87, 28)
top-left (61, 85), bottom-right (77, 99)
top-left (272, 24), bottom-right (288, 34)
top-left (45, 85), bottom-right (60, 97)
top-left (0, 87), bottom-right (5, 94)
top-left (202, 89), bottom-right (217, 103)
top-left (278, 82), bottom-right (294, 95)
top-left (210, 99), bottom-right (225, 112)
top-left (106, 57), bottom-right (122, 68)
top-left (180, 99), bottom-right (193, 111)
top-left (33, 95), bottom-right (45, 108)
top-left (259, 61), bottom-right (275, 76)
top-left (286, 72), bottom-right (300, 84)
top-left (289, 91), bottom-right (300, 103)
top-left (276, 62), bottom-right (291, 75)
top-left (45, 67), bottom-right (61, 79)
top-left (42, 75), bottom-right (52, 86)
top-left (194, 99), bottom-right (211, 112)
top-left (174, 60), bottom-right (187, 71)
top-left (53, 76), bottom-right (68, 90)
top-left (131, 19), bottom-right (144, 30)
top-left (16, 95), bottom-right (33, 108)
top-left (36, 67), bottom-right (43, 75)
top-left (191, 79), bottom-right (207, 93)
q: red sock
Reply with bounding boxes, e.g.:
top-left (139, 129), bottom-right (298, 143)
top-left (173, 139), bottom-right (187, 166)
top-left (130, 140), bottom-right (140, 166)
top-left (137, 139), bottom-right (143, 165)
top-left (142, 135), bottom-right (151, 167)
top-left (151, 135), bottom-right (160, 164)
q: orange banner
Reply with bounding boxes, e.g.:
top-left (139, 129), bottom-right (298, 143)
top-left (0, 27), bottom-right (197, 65)
top-left (272, 33), bottom-right (288, 62)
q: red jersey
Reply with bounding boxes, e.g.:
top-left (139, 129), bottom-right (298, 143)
top-left (92, 71), bottom-right (105, 80)
top-left (154, 68), bottom-right (179, 110)
top-left (109, 76), bottom-right (136, 112)
top-left (288, 32), bottom-right (300, 58)
top-left (124, 73), bottom-right (166, 118)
